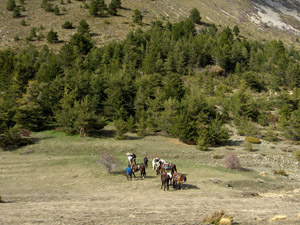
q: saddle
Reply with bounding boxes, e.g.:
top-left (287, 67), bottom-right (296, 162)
top-left (173, 173), bottom-right (179, 179)
top-left (163, 163), bottom-right (171, 170)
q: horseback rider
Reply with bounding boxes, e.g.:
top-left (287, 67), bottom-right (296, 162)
top-left (144, 156), bottom-right (148, 168)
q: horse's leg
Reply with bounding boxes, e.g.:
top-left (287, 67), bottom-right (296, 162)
top-left (167, 178), bottom-right (169, 191)
top-left (132, 171), bottom-right (136, 178)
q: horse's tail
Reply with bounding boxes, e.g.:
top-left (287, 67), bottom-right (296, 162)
top-left (152, 159), bottom-right (155, 170)
top-left (183, 175), bottom-right (187, 182)
top-left (174, 164), bottom-right (177, 173)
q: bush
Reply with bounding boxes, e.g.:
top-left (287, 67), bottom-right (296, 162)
top-left (98, 151), bottom-right (120, 173)
top-left (224, 152), bottom-right (241, 170)
top-left (293, 150), bottom-right (300, 162)
top-left (62, 21), bottom-right (73, 29)
top-left (273, 169), bottom-right (288, 176)
top-left (245, 136), bottom-right (261, 144)
top-left (243, 141), bottom-right (254, 151)
top-left (263, 130), bottom-right (278, 142)
top-left (0, 127), bottom-right (32, 148)
top-left (202, 211), bottom-right (233, 225)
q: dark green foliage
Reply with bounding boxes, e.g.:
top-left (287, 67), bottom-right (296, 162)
top-left (89, 0), bottom-right (107, 17)
top-left (14, 35), bottom-right (20, 41)
top-left (114, 118), bottom-right (128, 139)
top-left (107, 1), bottom-right (118, 16)
top-left (56, 96), bottom-right (107, 135)
top-left (112, 0), bottom-right (121, 8)
top-left (162, 73), bottom-right (185, 101)
top-left (0, 126), bottom-right (32, 148)
top-left (233, 25), bottom-right (240, 37)
top-left (62, 21), bottom-right (73, 29)
top-left (21, 19), bottom-right (26, 26)
top-left (13, 80), bottom-right (46, 131)
top-left (189, 8), bottom-right (201, 24)
top-left (12, 6), bottom-right (21, 18)
top-left (46, 29), bottom-right (59, 43)
top-left (1, 16), bottom-right (300, 147)
top-left (132, 9), bottom-right (143, 25)
top-left (53, 5), bottom-right (60, 15)
top-left (6, 0), bottom-right (16, 11)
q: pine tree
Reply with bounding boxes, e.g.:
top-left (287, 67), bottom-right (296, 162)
top-left (107, 1), bottom-right (118, 16)
top-left (12, 6), bottom-right (21, 18)
top-left (111, 0), bottom-right (121, 9)
top-left (132, 9), bottom-right (143, 25)
top-left (46, 29), bottom-right (59, 43)
top-left (6, 0), bottom-right (16, 11)
top-left (13, 80), bottom-right (46, 131)
top-left (189, 8), bottom-right (201, 24)
top-left (98, 0), bottom-right (107, 17)
top-left (89, 0), bottom-right (98, 16)
top-left (77, 19), bottom-right (90, 35)
top-left (53, 5), bottom-right (60, 15)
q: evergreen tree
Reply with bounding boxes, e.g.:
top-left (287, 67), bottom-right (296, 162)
top-left (132, 9), bottom-right (143, 25)
top-left (189, 8), bottom-right (201, 24)
top-left (46, 29), bottom-right (59, 43)
top-left (89, 0), bottom-right (98, 16)
top-left (53, 5), bottom-right (60, 15)
top-left (107, 1), bottom-right (118, 16)
top-left (13, 80), bottom-right (46, 131)
top-left (12, 6), bottom-right (21, 18)
top-left (77, 19), bottom-right (90, 35)
top-left (6, 0), bottom-right (16, 11)
top-left (233, 25), bottom-right (240, 37)
top-left (111, 0), bottom-right (121, 9)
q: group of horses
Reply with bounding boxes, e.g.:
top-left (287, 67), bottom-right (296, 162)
top-left (153, 158), bottom-right (187, 191)
top-left (126, 153), bottom-right (187, 190)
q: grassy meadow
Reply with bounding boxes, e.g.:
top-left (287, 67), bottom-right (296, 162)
top-left (1, 125), bottom-right (300, 224)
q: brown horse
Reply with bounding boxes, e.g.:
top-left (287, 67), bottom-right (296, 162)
top-left (156, 163), bottom-right (177, 175)
top-left (172, 173), bottom-right (187, 190)
top-left (131, 164), bottom-right (146, 179)
top-left (161, 172), bottom-right (171, 191)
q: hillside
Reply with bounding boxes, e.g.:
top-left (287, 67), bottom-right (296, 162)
top-left (1, 0), bottom-right (300, 50)
top-left (1, 128), bottom-right (300, 224)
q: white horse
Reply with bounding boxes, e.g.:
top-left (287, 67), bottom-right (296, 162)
top-left (152, 158), bottom-right (166, 170)
top-left (127, 153), bottom-right (136, 165)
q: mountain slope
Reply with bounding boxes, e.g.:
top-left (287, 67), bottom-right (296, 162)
top-left (0, 0), bottom-right (299, 50)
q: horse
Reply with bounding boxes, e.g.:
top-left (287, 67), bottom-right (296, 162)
top-left (161, 172), bottom-right (172, 191)
top-left (172, 173), bottom-right (187, 190)
top-left (156, 162), bottom-right (177, 175)
top-left (152, 158), bottom-right (166, 170)
top-left (127, 153), bottom-right (136, 165)
top-left (131, 164), bottom-right (146, 179)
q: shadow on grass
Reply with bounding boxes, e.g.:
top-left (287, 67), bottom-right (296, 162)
top-left (110, 170), bottom-right (125, 175)
top-left (182, 183), bottom-right (200, 190)
top-left (227, 140), bottom-right (244, 146)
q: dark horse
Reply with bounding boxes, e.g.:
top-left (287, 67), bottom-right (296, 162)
top-left (161, 172), bottom-right (172, 191)
top-left (156, 163), bottom-right (177, 175)
top-left (172, 172), bottom-right (187, 190)
top-left (131, 164), bottom-right (146, 179)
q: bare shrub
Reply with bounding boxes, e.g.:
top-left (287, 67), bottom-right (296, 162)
top-left (97, 151), bottom-right (120, 173)
top-left (202, 211), bottom-right (233, 225)
top-left (224, 152), bottom-right (241, 170)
